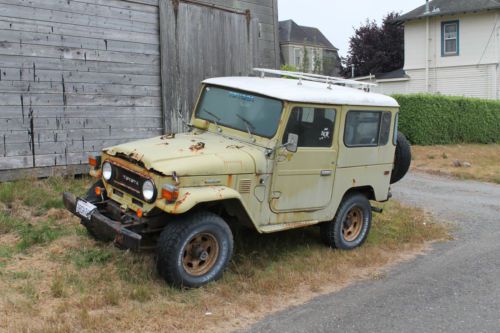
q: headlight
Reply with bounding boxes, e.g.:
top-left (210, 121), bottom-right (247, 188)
top-left (102, 162), bottom-right (113, 181)
top-left (142, 180), bottom-right (156, 202)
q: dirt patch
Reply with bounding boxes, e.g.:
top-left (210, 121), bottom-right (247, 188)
top-left (411, 144), bottom-right (500, 184)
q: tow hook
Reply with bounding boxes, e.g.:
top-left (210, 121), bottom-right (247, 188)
top-left (371, 206), bottom-right (383, 214)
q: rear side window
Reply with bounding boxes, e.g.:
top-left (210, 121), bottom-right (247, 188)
top-left (344, 111), bottom-right (392, 147)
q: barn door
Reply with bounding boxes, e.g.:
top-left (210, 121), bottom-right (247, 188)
top-left (159, 0), bottom-right (259, 133)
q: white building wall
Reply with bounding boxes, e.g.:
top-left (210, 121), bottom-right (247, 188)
top-left (397, 10), bottom-right (500, 99)
top-left (405, 11), bottom-right (499, 70)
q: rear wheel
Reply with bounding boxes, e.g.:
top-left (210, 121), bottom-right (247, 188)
top-left (320, 193), bottom-right (372, 250)
top-left (156, 211), bottom-right (233, 288)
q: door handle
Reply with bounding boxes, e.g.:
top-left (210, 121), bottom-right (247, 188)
top-left (320, 170), bottom-right (332, 176)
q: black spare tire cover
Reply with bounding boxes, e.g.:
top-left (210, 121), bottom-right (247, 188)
top-left (391, 132), bottom-right (411, 184)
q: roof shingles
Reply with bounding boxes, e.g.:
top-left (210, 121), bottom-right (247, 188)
top-left (397, 0), bottom-right (500, 22)
top-left (279, 19), bottom-right (337, 50)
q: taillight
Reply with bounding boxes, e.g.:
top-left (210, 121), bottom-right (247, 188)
top-left (162, 184), bottom-right (179, 202)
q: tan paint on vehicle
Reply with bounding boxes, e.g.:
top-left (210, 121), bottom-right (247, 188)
top-left (95, 83), bottom-right (399, 233)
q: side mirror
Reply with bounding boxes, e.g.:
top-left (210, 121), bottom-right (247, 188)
top-left (285, 133), bottom-right (299, 153)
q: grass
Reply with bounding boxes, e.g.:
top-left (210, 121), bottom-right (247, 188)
top-left (411, 144), bottom-right (500, 184)
top-left (0, 176), bottom-right (450, 333)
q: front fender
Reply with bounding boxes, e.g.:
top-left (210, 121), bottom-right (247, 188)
top-left (156, 186), bottom-right (249, 215)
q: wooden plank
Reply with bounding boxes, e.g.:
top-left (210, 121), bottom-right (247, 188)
top-left (2, 127), bottom-right (162, 144)
top-left (0, 41), bottom-right (160, 66)
top-left (0, 105), bottom-right (161, 119)
top-left (0, 164), bottom-right (89, 182)
top-left (0, 54), bottom-right (159, 76)
top-left (0, 116), bottom-right (162, 130)
top-left (0, 93), bottom-right (160, 107)
top-left (3, 137), bottom-right (155, 157)
top-left (0, 81), bottom-right (161, 97)
top-left (0, 18), bottom-right (159, 44)
top-left (0, 0), bottom-right (158, 24)
top-left (53, 0), bottom-right (159, 14)
top-left (0, 29), bottom-right (160, 55)
top-left (0, 66), bottom-right (159, 85)
top-left (0, 3), bottom-right (158, 34)
top-left (0, 151), bottom-right (97, 169)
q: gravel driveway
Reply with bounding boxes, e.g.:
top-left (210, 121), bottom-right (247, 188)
top-left (242, 172), bottom-right (500, 333)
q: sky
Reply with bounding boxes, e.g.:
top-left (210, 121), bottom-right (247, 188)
top-left (278, 0), bottom-right (425, 58)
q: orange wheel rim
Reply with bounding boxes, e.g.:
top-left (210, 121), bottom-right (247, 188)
top-left (342, 207), bottom-right (364, 242)
top-left (182, 233), bottom-right (220, 276)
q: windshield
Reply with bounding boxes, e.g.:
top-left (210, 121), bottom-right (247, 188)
top-left (195, 85), bottom-right (283, 138)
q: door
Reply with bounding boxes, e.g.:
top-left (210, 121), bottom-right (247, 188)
top-left (271, 106), bottom-right (338, 212)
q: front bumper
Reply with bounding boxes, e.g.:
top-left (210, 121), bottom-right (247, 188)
top-left (62, 192), bottom-right (142, 250)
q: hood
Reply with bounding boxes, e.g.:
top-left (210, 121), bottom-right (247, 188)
top-left (103, 131), bottom-right (266, 176)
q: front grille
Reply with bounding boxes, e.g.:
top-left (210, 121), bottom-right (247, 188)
top-left (108, 163), bottom-right (147, 201)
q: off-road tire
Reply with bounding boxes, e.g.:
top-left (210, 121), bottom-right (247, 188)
top-left (156, 211), bottom-right (233, 288)
top-left (320, 193), bottom-right (372, 250)
top-left (82, 180), bottom-right (109, 241)
top-left (391, 131), bottom-right (412, 184)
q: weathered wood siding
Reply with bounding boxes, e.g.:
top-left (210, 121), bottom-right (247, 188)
top-left (0, 0), bottom-right (163, 180)
top-left (0, 0), bottom-right (279, 180)
top-left (159, 0), bottom-right (278, 133)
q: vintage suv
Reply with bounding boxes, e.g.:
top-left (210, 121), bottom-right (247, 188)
top-left (63, 69), bottom-right (411, 288)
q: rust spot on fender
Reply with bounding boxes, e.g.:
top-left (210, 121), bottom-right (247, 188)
top-left (173, 192), bottom-right (191, 213)
top-left (227, 174), bottom-right (233, 188)
top-left (189, 142), bottom-right (205, 152)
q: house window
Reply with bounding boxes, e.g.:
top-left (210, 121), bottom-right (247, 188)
top-left (442, 21), bottom-right (459, 56)
top-left (294, 48), bottom-right (302, 67)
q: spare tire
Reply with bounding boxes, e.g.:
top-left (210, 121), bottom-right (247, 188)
top-left (390, 132), bottom-right (411, 184)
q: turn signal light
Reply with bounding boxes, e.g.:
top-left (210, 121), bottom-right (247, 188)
top-left (162, 184), bottom-right (179, 202)
top-left (137, 209), bottom-right (143, 218)
top-left (95, 186), bottom-right (102, 196)
top-left (88, 155), bottom-right (101, 168)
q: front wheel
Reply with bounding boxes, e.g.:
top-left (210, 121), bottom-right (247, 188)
top-left (320, 193), bottom-right (372, 250)
top-left (156, 211), bottom-right (233, 288)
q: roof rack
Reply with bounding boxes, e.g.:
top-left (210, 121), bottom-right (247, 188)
top-left (253, 68), bottom-right (377, 91)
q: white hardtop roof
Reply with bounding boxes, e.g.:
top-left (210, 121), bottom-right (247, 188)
top-left (203, 76), bottom-right (399, 108)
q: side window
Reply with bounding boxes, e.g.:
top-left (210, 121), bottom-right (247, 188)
top-left (393, 113), bottom-right (399, 145)
top-left (344, 111), bottom-right (392, 147)
top-left (379, 112), bottom-right (392, 145)
top-left (283, 107), bottom-right (336, 148)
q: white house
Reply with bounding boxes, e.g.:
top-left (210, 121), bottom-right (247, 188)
top-left (359, 0), bottom-right (500, 99)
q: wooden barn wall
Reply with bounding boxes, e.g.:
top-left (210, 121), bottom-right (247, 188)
top-left (0, 0), bottom-right (163, 181)
top-left (159, 0), bottom-right (278, 133)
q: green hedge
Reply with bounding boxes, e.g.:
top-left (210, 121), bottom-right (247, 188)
top-left (393, 94), bottom-right (500, 145)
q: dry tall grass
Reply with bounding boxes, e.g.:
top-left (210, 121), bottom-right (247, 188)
top-left (0, 177), bottom-right (449, 332)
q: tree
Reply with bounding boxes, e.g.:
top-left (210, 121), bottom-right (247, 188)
top-left (342, 12), bottom-right (404, 78)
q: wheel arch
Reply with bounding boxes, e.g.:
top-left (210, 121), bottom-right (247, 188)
top-left (342, 186), bottom-right (376, 201)
top-left (158, 186), bottom-right (257, 230)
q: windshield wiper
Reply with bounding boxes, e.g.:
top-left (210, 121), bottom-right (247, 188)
top-left (236, 114), bottom-right (256, 141)
top-left (203, 109), bottom-right (221, 130)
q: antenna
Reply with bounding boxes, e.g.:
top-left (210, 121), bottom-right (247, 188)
top-left (252, 68), bottom-right (377, 91)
